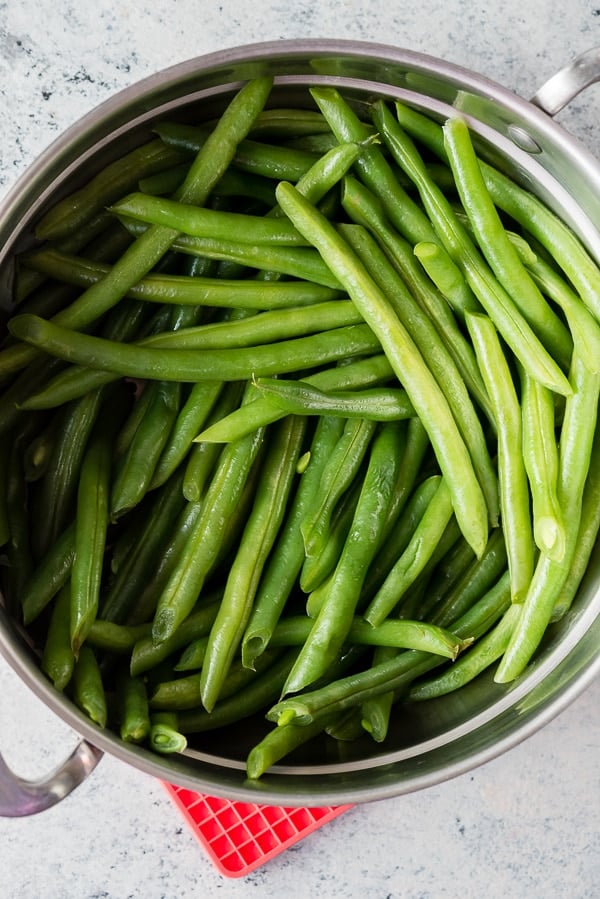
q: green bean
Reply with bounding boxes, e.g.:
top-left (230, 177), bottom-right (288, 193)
top-left (245, 714), bottom-right (333, 780)
top-left (70, 417), bottom-right (113, 657)
top-left (31, 387), bottom-right (107, 558)
top-left (431, 528), bottom-right (509, 629)
top-left (240, 415), bottom-right (345, 670)
top-left (409, 603), bottom-right (522, 700)
top-left (515, 244), bottom-right (600, 374)
top-left (126, 499), bottom-right (204, 627)
top-left (360, 646), bottom-right (397, 742)
top-left (130, 596), bottom-right (221, 677)
top-left (283, 422), bottom-right (405, 694)
top-left (117, 672), bottom-right (151, 744)
top-left (267, 571), bottom-right (509, 728)
top-left (71, 646), bottom-right (107, 728)
top-left (182, 383), bottom-right (245, 501)
top-left (302, 417), bottom-right (377, 562)
top-left (443, 116), bottom-right (572, 369)
top-left (393, 99), bottom-right (600, 325)
top-left (149, 711), bottom-right (187, 754)
top-left (150, 381), bottom-right (223, 490)
top-left (111, 192), bottom-right (310, 244)
top-left (23, 418), bottom-right (59, 482)
top-left (20, 522), bottom-right (75, 625)
top-left (466, 313), bottom-right (534, 602)
top-left (341, 220), bottom-right (498, 525)
top-left (301, 476), bottom-right (362, 597)
top-left (174, 636), bottom-right (209, 672)
top-left (151, 648), bottom-right (281, 712)
top-left (87, 620), bottom-right (152, 654)
top-left (0, 353), bottom-right (64, 433)
top-left (41, 584), bottom-right (75, 692)
top-left (151, 407), bottom-right (265, 644)
top-left (141, 165), bottom-right (278, 207)
top-left (495, 350), bottom-right (600, 682)
top-left (1, 77), bottom-right (274, 380)
top-left (254, 376), bottom-right (414, 421)
top-left (99, 470), bottom-right (187, 624)
top-left (520, 367), bottom-right (565, 561)
top-left (415, 535), bottom-right (475, 622)
top-left (247, 107), bottom-right (332, 138)
top-left (178, 650), bottom-right (299, 735)
top-left (10, 314), bottom-right (380, 382)
top-left (276, 178), bottom-right (489, 558)
top-left (200, 415), bottom-right (306, 711)
top-left (340, 178), bottom-right (493, 426)
top-left (21, 247), bottom-right (344, 309)
top-left (155, 121), bottom-right (318, 180)
top-left (373, 102), bottom-right (572, 397)
top-left (364, 476), bottom-right (454, 627)
top-left (413, 239), bottom-right (479, 319)
top-left (35, 139), bottom-right (186, 241)
top-left (196, 354), bottom-right (393, 443)
top-left (110, 380), bottom-right (181, 519)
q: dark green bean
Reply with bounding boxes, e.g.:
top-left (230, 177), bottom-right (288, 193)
top-left (117, 672), bottom-right (151, 744)
top-left (20, 522), bottom-right (75, 625)
top-left (130, 596), bottom-right (221, 677)
top-left (71, 646), bottom-right (107, 728)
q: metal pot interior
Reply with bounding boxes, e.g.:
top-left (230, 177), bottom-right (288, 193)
top-left (1, 40), bottom-right (599, 805)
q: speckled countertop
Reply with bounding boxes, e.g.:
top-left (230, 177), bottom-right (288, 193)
top-left (1, 2), bottom-right (600, 897)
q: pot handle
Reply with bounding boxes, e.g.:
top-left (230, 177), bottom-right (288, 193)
top-left (0, 741), bottom-right (103, 817)
top-left (531, 46), bottom-right (600, 115)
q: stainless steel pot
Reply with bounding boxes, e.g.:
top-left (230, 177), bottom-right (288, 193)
top-left (1, 39), bottom-right (599, 815)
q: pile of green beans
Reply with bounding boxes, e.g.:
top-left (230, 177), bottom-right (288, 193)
top-left (1, 77), bottom-right (599, 780)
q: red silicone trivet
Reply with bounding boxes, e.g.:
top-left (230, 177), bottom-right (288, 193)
top-left (164, 782), bottom-right (352, 877)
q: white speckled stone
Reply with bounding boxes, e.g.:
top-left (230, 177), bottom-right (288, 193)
top-left (1, 2), bottom-right (600, 896)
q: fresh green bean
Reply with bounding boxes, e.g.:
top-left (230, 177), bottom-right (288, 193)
top-left (276, 179), bottom-right (489, 557)
top-left (110, 380), bottom-right (181, 519)
top-left (340, 178), bottom-right (493, 426)
top-left (87, 620), bottom-right (152, 654)
top-left (99, 470), bottom-right (187, 624)
top-left (430, 528), bottom-right (509, 630)
top-left (118, 672), bottom-right (151, 744)
top-left (41, 583), bottom-right (75, 692)
top-left (466, 313), bottom-right (534, 603)
top-left (10, 314), bottom-right (380, 383)
top-left (394, 99), bottom-right (600, 324)
top-left (360, 646), bottom-right (397, 742)
top-left (200, 415), bottom-right (306, 711)
top-left (413, 239), bottom-right (479, 319)
top-left (495, 350), bottom-right (600, 682)
top-left (341, 220), bottom-right (499, 525)
top-left (373, 102), bottom-right (571, 397)
top-left (443, 116), bottom-right (572, 369)
top-left (71, 646), bottom-right (107, 728)
top-left (301, 476), bottom-right (362, 596)
top-left (240, 415), bottom-right (345, 670)
top-left (196, 354), bottom-right (393, 443)
top-left (520, 367), bottom-right (565, 562)
top-left (245, 714), bottom-right (333, 780)
top-left (155, 121), bottom-right (318, 180)
top-left (1, 77), bottom-right (274, 380)
top-left (364, 476), bottom-right (455, 627)
top-left (178, 650), bottom-right (299, 735)
top-left (31, 387), bottom-right (107, 558)
top-left (70, 417), bottom-right (113, 657)
top-left (35, 139), bottom-right (186, 241)
top-left (409, 602), bottom-right (522, 700)
top-left (283, 422), bottom-right (406, 694)
top-left (110, 192), bottom-right (310, 244)
top-left (149, 712), bottom-right (187, 754)
top-left (21, 247), bottom-right (344, 308)
top-left (151, 405), bottom-right (265, 644)
top-left (130, 596), bottom-right (221, 677)
top-left (254, 376), bottom-right (414, 421)
top-left (20, 522), bottom-right (75, 625)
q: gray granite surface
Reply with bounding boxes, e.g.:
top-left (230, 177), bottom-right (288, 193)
top-left (1, 2), bottom-right (599, 896)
